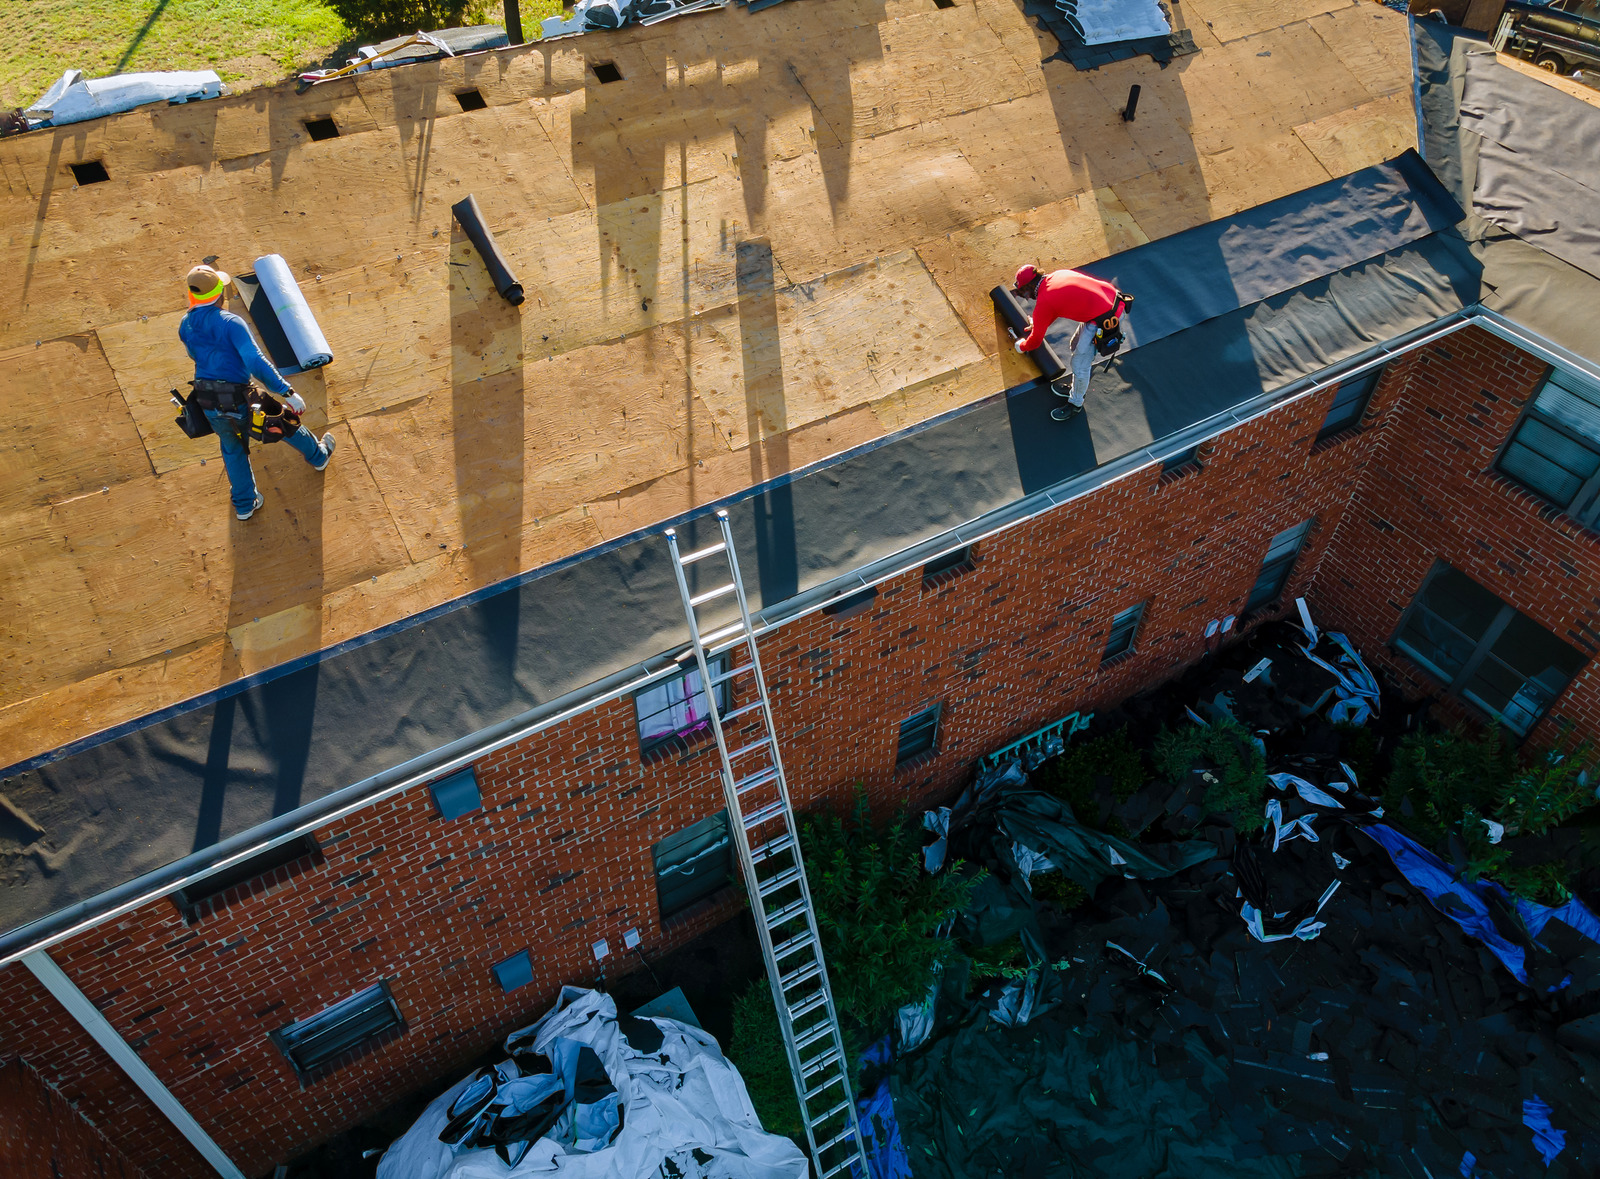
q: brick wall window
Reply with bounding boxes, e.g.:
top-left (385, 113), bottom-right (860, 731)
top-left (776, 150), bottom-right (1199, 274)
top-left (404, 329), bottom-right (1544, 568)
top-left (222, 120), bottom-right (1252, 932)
top-left (429, 767), bottom-right (481, 820)
top-left (271, 982), bottom-right (404, 1084)
top-left (1496, 366), bottom-right (1600, 526)
top-left (1393, 562), bottom-right (1585, 736)
top-left (1244, 518), bottom-right (1312, 614)
top-left (896, 703), bottom-right (943, 765)
top-left (1102, 602), bottom-right (1145, 662)
top-left (1317, 366), bottom-right (1382, 443)
top-left (634, 656), bottom-right (728, 757)
top-left (170, 834), bottom-right (320, 922)
top-left (652, 811), bottom-right (733, 920)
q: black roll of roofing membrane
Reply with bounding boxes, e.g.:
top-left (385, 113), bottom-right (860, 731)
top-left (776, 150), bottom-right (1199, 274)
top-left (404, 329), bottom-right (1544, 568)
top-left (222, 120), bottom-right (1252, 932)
top-left (452, 193), bottom-right (525, 306)
top-left (990, 285), bottom-right (1067, 381)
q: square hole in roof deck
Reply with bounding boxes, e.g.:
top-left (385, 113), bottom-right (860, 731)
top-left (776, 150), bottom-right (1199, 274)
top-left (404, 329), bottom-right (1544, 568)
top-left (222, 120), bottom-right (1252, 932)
top-left (455, 89), bottom-right (487, 111)
top-left (934, 0), bottom-right (956, 7)
top-left (304, 117), bottom-right (340, 141)
top-left (592, 61), bottom-right (623, 83)
top-left (70, 160), bottom-right (109, 185)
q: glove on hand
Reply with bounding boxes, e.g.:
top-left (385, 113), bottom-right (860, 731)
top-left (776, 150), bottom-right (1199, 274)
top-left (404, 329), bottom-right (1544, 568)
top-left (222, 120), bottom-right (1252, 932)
top-left (1013, 339), bottom-right (1026, 354)
top-left (284, 392), bottom-right (307, 414)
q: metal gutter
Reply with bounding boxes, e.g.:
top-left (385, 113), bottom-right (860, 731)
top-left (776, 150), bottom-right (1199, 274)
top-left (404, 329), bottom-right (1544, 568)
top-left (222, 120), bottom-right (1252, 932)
top-left (21, 950), bottom-right (247, 1179)
top-left (0, 305), bottom-right (1536, 970)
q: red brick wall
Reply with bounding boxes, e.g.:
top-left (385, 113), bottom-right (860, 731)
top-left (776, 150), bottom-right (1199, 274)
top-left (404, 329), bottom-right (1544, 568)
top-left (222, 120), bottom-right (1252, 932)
top-left (0, 371), bottom-right (1425, 1178)
top-left (0, 1047), bottom-right (159, 1179)
top-left (1309, 325), bottom-right (1600, 747)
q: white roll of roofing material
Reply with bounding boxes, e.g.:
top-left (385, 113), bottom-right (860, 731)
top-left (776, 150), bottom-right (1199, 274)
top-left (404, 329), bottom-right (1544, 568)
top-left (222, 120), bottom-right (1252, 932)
top-left (254, 253), bottom-right (333, 371)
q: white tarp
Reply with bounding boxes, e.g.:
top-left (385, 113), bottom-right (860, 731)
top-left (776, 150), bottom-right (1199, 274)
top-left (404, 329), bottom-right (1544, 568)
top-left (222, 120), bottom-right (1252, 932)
top-left (26, 69), bottom-right (224, 128)
top-left (377, 988), bottom-right (809, 1179)
top-left (1061, 0), bottom-right (1171, 44)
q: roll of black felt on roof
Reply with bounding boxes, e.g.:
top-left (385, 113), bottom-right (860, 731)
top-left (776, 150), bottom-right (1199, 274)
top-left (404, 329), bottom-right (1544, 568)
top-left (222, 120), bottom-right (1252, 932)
top-left (989, 285), bottom-right (1066, 381)
top-left (452, 193), bottom-right (525, 306)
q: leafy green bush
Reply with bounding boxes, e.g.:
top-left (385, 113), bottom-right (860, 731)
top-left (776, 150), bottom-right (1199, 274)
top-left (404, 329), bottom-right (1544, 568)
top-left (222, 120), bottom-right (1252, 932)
top-left (327, 0), bottom-right (489, 36)
top-left (1032, 727), bottom-right (1148, 817)
top-left (1029, 871), bottom-right (1087, 911)
top-left (1153, 718), bottom-right (1269, 833)
top-left (803, 791), bottom-right (976, 1031)
top-left (731, 981), bottom-right (804, 1136)
top-left (1500, 741), bottom-right (1594, 836)
top-left (1385, 727), bottom-right (1516, 840)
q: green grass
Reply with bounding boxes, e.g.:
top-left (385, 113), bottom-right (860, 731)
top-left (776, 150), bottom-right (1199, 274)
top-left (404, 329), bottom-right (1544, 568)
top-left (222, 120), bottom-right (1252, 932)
top-left (2, 0), bottom-right (566, 111)
top-left (5, 0), bottom-right (350, 108)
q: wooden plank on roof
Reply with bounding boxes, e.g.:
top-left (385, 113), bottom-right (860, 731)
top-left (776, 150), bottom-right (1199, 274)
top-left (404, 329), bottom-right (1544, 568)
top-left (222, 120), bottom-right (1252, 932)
top-left (1291, 90), bottom-right (1418, 178)
top-left (1184, 0), bottom-right (1358, 44)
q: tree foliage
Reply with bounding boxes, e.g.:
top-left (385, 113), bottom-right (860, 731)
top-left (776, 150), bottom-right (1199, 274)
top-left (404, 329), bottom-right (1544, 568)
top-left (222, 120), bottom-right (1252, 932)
top-left (1152, 718), bottom-right (1270, 833)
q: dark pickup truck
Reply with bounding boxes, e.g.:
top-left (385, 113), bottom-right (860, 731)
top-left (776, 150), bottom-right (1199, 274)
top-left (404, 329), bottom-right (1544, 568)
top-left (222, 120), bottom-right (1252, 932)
top-left (1495, 0), bottom-right (1600, 78)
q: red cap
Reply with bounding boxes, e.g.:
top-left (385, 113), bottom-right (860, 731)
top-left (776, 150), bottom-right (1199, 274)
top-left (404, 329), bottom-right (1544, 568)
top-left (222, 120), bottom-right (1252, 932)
top-left (1014, 264), bottom-right (1039, 289)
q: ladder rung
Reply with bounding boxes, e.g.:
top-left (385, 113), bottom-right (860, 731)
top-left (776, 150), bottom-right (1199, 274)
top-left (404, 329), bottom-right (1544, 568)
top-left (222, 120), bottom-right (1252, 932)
top-left (765, 897), bottom-right (807, 929)
top-left (712, 663), bottom-right (754, 687)
top-left (689, 582), bottom-right (738, 606)
top-left (722, 700), bottom-right (765, 723)
top-left (781, 960), bottom-right (823, 992)
top-left (808, 1100), bottom-right (852, 1129)
top-left (772, 929), bottom-right (814, 959)
top-left (728, 736), bottom-right (771, 759)
top-left (678, 541), bottom-right (727, 565)
top-left (821, 1154), bottom-right (862, 1178)
top-left (700, 620), bottom-right (747, 646)
top-left (801, 1045), bottom-right (843, 1077)
top-left (737, 767), bottom-right (779, 795)
top-left (816, 1125), bottom-right (860, 1154)
top-left (751, 834), bottom-right (794, 863)
top-left (743, 801), bottom-right (786, 830)
top-left (789, 990), bottom-right (830, 1022)
top-left (803, 1071), bottom-right (844, 1102)
top-left (794, 1021), bottom-right (835, 1053)
top-left (758, 865), bottom-right (803, 897)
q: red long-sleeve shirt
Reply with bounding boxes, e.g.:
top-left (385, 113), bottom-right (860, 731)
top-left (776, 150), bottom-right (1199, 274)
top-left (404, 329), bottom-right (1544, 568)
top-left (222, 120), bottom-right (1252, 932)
top-left (1018, 269), bottom-right (1119, 351)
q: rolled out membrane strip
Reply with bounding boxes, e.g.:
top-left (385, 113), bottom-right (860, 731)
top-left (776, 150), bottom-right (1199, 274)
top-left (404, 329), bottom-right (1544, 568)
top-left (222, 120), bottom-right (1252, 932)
top-left (235, 254), bottom-right (333, 373)
top-left (990, 285), bottom-right (1067, 381)
top-left (452, 194), bottom-right (525, 305)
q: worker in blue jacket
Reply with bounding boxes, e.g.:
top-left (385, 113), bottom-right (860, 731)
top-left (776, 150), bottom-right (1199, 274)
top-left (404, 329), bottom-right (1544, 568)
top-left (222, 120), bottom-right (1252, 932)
top-left (178, 264), bottom-right (335, 521)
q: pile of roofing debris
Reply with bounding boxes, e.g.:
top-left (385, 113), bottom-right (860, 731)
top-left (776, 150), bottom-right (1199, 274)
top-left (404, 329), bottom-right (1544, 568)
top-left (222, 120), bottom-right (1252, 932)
top-left (873, 604), bottom-right (1600, 1178)
top-left (377, 987), bottom-right (807, 1179)
top-left (541, 0), bottom-right (724, 38)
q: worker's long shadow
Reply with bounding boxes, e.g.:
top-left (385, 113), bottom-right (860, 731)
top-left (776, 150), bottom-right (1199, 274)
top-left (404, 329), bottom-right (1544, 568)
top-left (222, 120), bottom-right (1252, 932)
top-left (449, 220), bottom-right (526, 684)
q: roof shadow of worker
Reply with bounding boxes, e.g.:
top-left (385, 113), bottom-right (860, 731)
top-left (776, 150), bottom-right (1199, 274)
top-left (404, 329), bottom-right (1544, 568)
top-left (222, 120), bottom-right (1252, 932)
top-left (449, 214), bottom-right (527, 684)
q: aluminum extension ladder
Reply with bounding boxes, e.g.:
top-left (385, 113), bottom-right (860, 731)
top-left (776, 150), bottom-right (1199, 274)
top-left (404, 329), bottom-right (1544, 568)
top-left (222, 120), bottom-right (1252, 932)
top-left (664, 509), bottom-right (869, 1179)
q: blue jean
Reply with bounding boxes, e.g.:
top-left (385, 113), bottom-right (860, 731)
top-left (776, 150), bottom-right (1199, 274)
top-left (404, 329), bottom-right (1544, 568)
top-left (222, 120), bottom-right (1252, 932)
top-left (204, 409), bottom-right (327, 512)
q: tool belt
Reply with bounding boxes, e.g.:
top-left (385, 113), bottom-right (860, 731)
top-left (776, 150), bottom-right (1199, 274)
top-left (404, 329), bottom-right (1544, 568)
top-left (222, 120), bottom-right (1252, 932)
top-left (190, 377), bottom-right (251, 412)
top-left (1092, 292), bottom-right (1134, 357)
top-left (244, 390), bottom-right (301, 444)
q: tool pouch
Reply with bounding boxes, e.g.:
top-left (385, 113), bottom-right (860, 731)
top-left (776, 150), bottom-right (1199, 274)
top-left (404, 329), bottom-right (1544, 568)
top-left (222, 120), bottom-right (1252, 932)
top-left (245, 390), bottom-right (301, 444)
top-left (172, 388), bottom-right (215, 440)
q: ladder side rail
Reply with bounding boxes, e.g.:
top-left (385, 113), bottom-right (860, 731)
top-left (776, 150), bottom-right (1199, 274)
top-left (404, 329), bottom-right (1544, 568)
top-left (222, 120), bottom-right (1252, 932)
top-left (713, 514), bottom-right (869, 1171)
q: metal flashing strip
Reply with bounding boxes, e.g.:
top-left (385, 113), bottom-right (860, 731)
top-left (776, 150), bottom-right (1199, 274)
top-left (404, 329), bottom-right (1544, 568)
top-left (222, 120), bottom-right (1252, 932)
top-left (22, 950), bottom-right (247, 1179)
top-left (0, 308), bottom-right (1501, 969)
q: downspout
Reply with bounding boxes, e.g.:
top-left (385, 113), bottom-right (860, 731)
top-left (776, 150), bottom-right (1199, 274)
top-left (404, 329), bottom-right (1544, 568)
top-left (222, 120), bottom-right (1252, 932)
top-left (21, 950), bottom-right (247, 1179)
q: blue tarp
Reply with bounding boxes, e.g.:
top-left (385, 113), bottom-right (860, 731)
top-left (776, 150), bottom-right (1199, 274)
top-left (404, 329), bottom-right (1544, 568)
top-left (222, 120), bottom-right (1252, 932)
top-left (856, 1038), bottom-right (911, 1179)
top-left (1522, 1095), bottom-right (1567, 1167)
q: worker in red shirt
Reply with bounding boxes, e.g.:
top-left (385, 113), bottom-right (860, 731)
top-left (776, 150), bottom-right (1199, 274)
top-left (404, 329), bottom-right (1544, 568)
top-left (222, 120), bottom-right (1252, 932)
top-left (1012, 265), bottom-right (1132, 421)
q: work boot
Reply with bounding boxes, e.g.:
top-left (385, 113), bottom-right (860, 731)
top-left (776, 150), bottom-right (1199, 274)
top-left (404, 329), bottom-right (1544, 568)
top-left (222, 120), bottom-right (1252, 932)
top-left (313, 433), bottom-right (337, 471)
top-left (1051, 403), bottom-right (1084, 423)
top-left (237, 493), bottom-right (264, 521)
top-left (1052, 376), bottom-right (1074, 399)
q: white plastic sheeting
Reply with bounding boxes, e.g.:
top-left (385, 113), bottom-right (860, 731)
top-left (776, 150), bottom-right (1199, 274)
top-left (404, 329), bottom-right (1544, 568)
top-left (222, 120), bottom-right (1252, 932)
top-left (26, 70), bottom-right (223, 128)
top-left (1060, 0), bottom-right (1171, 45)
top-left (377, 988), bottom-right (809, 1179)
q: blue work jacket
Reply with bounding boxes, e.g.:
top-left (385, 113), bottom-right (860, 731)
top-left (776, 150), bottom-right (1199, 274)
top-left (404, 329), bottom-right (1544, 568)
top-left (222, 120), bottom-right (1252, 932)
top-left (178, 302), bottom-right (293, 395)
